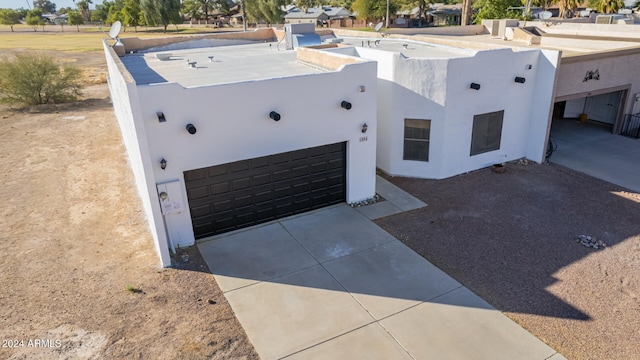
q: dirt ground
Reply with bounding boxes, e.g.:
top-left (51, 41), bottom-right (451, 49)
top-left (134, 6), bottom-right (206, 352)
top-left (0, 76), bottom-right (258, 358)
top-left (376, 163), bottom-right (640, 360)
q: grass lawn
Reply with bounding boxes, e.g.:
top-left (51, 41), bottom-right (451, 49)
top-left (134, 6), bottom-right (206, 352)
top-left (0, 24), bottom-right (241, 52)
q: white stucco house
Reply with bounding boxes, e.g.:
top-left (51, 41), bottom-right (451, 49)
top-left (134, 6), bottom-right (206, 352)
top-left (104, 21), bottom-right (640, 266)
top-left (104, 30), bottom-right (377, 266)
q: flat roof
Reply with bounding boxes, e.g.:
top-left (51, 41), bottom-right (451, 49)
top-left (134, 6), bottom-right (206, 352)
top-left (122, 40), bottom-right (326, 87)
top-left (337, 36), bottom-right (473, 59)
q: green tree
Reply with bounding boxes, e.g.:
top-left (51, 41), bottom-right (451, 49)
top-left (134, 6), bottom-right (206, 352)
top-left (245, 0), bottom-right (286, 24)
top-left (472, 0), bottom-right (520, 23)
top-left (328, 0), bottom-right (356, 9)
top-left (122, 0), bottom-right (141, 31)
top-left (182, 0), bottom-right (203, 21)
top-left (589, 0), bottom-right (624, 13)
top-left (26, 9), bottom-right (45, 32)
top-left (68, 10), bottom-right (84, 31)
top-left (33, 0), bottom-right (57, 13)
top-left (0, 53), bottom-right (83, 105)
top-left (14, 8), bottom-right (29, 19)
top-left (0, 9), bottom-right (21, 32)
top-left (557, 0), bottom-right (580, 18)
top-left (106, 0), bottom-right (125, 25)
top-left (54, 16), bottom-right (66, 31)
top-left (58, 6), bottom-right (72, 13)
top-left (76, 0), bottom-right (93, 21)
top-left (352, 0), bottom-right (397, 21)
top-left (141, 0), bottom-right (182, 32)
top-left (294, 0), bottom-right (322, 9)
top-left (92, 1), bottom-right (113, 23)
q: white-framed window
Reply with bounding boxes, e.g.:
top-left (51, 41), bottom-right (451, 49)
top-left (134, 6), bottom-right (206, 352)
top-left (403, 119), bottom-right (431, 162)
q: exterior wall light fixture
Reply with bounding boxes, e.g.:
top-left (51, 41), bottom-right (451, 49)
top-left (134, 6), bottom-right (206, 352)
top-left (160, 158), bottom-right (167, 170)
top-left (341, 101), bottom-right (352, 110)
top-left (470, 83), bottom-right (481, 90)
top-left (515, 77), bottom-right (526, 84)
top-left (186, 123), bottom-right (197, 134)
top-left (157, 112), bottom-right (166, 122)
top-left (362, 123), bottom-right (368, 133)
top-left (269, 111), bottom-right (281, 121)
top-left (359, 85), bottom-right (366, 92)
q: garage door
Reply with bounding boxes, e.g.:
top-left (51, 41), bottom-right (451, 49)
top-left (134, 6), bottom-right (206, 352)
top-left (185, 142), bottom-right (346, 239)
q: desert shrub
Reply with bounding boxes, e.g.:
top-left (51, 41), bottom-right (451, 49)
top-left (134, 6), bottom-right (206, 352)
top-left (0, 53), bottom-right (83, 105)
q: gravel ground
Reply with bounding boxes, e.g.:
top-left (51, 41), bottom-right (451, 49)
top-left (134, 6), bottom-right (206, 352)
top-left (375, 162), bottom-right (640, 360)
top-left (0, 89), bottom-right (258, 359)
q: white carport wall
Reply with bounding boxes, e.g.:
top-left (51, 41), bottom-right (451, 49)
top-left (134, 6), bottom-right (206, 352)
top-left (366, 46), bottom-right (560, 179)
top-left (105, 41), bottom-right (378, 266)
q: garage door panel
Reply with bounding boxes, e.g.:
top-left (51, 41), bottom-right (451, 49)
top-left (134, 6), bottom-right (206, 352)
top-left (206, 165), bottom-right (228, 178)
top-left (254, 190), bottom-right (272, 203)
top-left (273, 169), bottom-right (291, 182)
top-left (229, 160), bottom-right (250, 173)
top-left (185, 142), bottom-right (346, 239)
top-left (209, 182), bottom-right (229, 196)
top-left (232, 177), bottom-right (251, 191)
top-left (185, 168), bottom-right (208, 181)
top-left (190, 204), bottom-right (211, 218)
top-left (292, 165), bottom-right (309, 178)
top-left (187, 186), bottom-right (210, 200)
top-left (253, 173), bottom-right (271, 187)
top-left (234, 195), bottom-right (253, 208)
top-left (213, 199), bottom-right (233, 212)
top-left (271, 153), bottom-right (289, 164)
top-left (251, 156), bottom-right (271, 169)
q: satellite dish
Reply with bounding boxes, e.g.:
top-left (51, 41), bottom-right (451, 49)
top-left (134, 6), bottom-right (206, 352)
top-left (109, 21), bottom-right (122, 39)
top-left (539, 11), bottom-right (552, 20)
top-left (374, 22), bottom-right (383, 32)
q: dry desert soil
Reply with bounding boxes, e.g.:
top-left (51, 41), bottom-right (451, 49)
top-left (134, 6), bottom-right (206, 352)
top-left (0, 51), bottom-right (259, 358)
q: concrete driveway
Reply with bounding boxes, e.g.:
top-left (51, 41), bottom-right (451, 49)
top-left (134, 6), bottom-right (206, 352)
top-left (198, 178), bottom-right (565, 359)
top-left (550, 118), bottom-right (640, 192)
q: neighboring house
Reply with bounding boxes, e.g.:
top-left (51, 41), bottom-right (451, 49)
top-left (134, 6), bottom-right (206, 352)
top-left (285, 7), bottom-right (351, 25)
top-left (394, 7), bottom-right (420, 27)
top-left (427, 3), bottom-right (462, 26)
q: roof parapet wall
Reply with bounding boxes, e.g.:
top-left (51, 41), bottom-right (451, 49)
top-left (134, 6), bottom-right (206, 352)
top-left (296, 45), bottom-right (366, 71)
top-left (119, 28), bottom-right (277, 53)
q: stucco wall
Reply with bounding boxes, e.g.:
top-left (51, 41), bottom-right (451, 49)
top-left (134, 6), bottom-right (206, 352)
top-left (119, 28), bottom-right (277, 52)
top-left (366, 46), bottom-right (558, 179)
top-left (103, 40), bottom-right (172, 267)
top-left (555, 49), bottom-right (640, 118)
top-left (134, 60), bottom-right (378, 248)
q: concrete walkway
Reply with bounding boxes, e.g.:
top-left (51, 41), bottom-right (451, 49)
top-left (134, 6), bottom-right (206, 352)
top-left (550, 118), bottom-right (640, 193)
top-left (198, 176), bottom-right (565, 360)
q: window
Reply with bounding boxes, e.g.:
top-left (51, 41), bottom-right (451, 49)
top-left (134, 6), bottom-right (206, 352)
top-left (470, 110), bottom-right (504, 156)
top-left (403, 119), bottom-right (431, 162)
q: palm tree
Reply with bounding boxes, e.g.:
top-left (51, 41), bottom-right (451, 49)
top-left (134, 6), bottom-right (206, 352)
top-left (558, 0), bottom-right (580, 18)
top-left (597, 0), bottom-right (624, 13)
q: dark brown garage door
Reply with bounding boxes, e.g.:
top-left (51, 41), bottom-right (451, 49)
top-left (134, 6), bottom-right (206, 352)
top-left (185, 142), bottom-right (346, 239)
